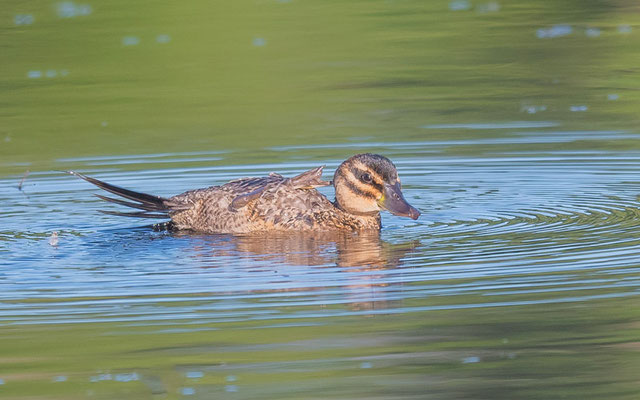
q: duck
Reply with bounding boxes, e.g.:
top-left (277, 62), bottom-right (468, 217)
top-left (68, 153), bottom-right (420, 234)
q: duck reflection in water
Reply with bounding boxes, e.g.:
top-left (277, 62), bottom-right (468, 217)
top-left (179, 231), bottom-right (421, 312)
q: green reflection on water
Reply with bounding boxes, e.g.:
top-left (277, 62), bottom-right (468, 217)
top-left (2, 1), bottom-right (640, 175)
top-left (1, 297), bottom-right (638, 399)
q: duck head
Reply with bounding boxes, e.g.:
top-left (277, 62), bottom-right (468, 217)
top-left (333, 153), bottom-right (420, 220)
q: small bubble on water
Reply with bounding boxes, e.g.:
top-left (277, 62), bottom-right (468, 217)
top-left (185, 371), bottom-right (203, 379)
top-left (521, 105), bottom-right (546, 114)
top-left (114, 372), bottom-right (139, 382)
top-left (360, 362), bottom-right (372, 369)
top-left (14, 14), bottom-right (34, 26)
top-left (462, 356), bottom-right (480, 363)
top-left (617, 24), bottom-right (632, 34)
top-left (57, 2), bottom-right (92, 18)
top-left (225, 385), bottom-right (238, 392)
top-left (607, 94), bottom-right (619, 101)
top-left (536, 24), bottom-right (572, 39)
top-left (449, 0), bottom-right (471, 11)
top-left (585, 27), bottom-right (601, 37)
top-left (53, 375), bottom-right (68, 382)
top-left (476, 1), bottom-right (500, 13)
top-left (27, 70), bottom-right (42, 79)
top-left (122, 36), bottom-right (140, 46)
top-left (181, 387), bottom-right (195, 395)
top-left (569, 105), bottom-right (588, 112)
top-left (156, 34), bottom-right (171, 43)
top-left (90, 373), bottom-right (112, 382)
top-left (252, 37), bottom-right (266, 47)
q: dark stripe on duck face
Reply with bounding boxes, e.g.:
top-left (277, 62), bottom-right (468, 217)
top-left (336, 167), bottom-right (378, 199)
top-left (349, 167), bottom-right (384, 192)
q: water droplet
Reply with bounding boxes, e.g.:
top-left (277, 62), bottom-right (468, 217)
top-left (449, 0), bottom-right (471, 11)
top-left (27, 70), bottom-right (42, 79)
top-left (14, 14), bottom-right (34, 25)
top-left (462, 356), bottom-right (480, 363)
top-left (156, 34), bottom-right (171, 44)
top-left (252, 37), bottom-right (266, 47)
top-left (122, 36), bottom-right (140, 46)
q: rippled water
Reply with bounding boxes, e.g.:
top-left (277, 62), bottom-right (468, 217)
top-left (3, 1), bottom-right (640, 399)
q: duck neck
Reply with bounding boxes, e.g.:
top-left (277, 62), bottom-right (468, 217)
top-left (333, 199), bottom-right (381, 229)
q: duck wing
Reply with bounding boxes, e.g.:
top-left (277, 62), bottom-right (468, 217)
top-left (229, 166), bottom-right (330, 210)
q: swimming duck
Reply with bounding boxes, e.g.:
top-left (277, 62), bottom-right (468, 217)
top-left (68, 153), bottom-right (420, 233)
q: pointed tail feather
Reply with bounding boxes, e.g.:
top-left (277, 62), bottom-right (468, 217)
top-left (67, 171), bottom-right (177, 218)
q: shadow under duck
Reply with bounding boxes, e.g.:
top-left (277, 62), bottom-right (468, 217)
top-left (68, 153), bottom-right (420, 233)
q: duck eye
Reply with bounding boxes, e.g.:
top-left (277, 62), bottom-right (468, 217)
top-left (361, 173), bottom-right (372, 183)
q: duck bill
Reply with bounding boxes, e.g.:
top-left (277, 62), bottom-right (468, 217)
top-left (379, 182), bottom-right (421, 220)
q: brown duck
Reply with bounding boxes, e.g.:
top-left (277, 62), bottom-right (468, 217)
top-left (69, 153), bottom-right (420, 233)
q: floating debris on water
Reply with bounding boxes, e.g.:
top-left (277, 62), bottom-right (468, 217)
top-left (57, 1), bottom-right (92, 18)
top-left (607, 94), bottom-right (619, 101)
top-left (156, 34), bottom-right (171, 44)
top-left (49, 232), bottom-right (59, 247)
top-left (252, 37), bottom-right (266, 47)
top-left (569, 105), bottom-right (588, 112)
top-left (449, 0), bottom-right (471, 11)
top-left (18, 170), bottom-right (29, 191)
top-left (14, 14), bottom-right (34, 26)
top-left (122, 36), bottom-right (140, 46)
top-left (536, 24), bottom-right (572, 39)
top-left (585, 27), bottom-right (601, 37)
